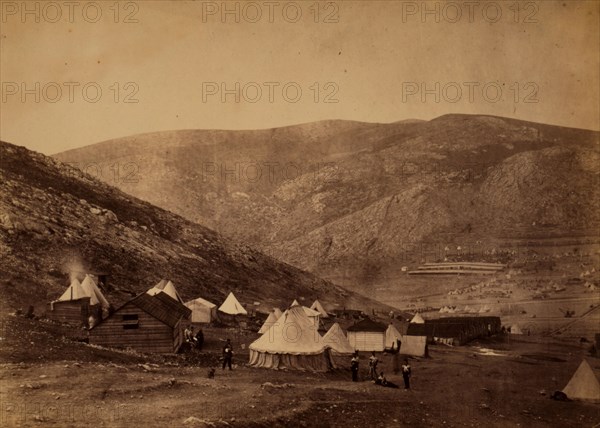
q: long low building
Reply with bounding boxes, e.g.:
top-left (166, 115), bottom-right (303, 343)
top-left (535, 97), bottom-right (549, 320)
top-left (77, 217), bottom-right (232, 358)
top-left (406, 316), bottom-right (501, 346)
top-left (408, 262), bottom-right (506, 276)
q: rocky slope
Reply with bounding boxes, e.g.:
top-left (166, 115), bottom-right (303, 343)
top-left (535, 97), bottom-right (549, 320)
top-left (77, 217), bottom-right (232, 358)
top-left (0, 142), bottom-right (389, 314)
top-left (54, 115), bottom-right (600, 288)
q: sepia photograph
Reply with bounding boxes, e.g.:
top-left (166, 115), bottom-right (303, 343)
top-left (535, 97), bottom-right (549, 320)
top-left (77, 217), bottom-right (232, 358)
top-left (0, 1), bottom-right (599, 426)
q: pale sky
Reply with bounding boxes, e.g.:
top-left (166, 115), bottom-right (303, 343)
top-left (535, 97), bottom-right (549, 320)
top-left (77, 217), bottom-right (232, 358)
top-left (1, 0), bottom-right (598, 154)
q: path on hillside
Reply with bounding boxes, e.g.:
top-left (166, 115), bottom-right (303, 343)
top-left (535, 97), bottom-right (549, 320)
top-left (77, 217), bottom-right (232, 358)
top-left (549, 303), bottom-right (600, 336)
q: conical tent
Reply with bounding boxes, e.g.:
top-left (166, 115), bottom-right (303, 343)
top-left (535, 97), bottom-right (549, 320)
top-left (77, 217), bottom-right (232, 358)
top-left (248, 305), bottom-right (333, 371)
top-left (302, 306), bottom-right (321, 318)
top-left (163, 281), bottom-right (183, 303)
top-left (258, 311), bottom-right (279, 334)
top-left (410, 313), bottom-right (425, 324)
top-left (58, 278), bottom-right (86, 301)
top-left (562, 360), bottom-right (600, 401)
top-left (288, 300), bottom-right (319, 324)
top-left (273, 308), bottom-right (283, 319)
top-left (80, 275), bottom-right (110, 308)
top-left (323, 323), bottom-right (354, 355)
top-left (185, 296), bottom-right (218, 323)
top-left (385, 324), bottom-right (403, 350)
top-left (310, 300), bottom-right (329, 318)
top-left (50, 278), bottom-right (91, 324)
top-left (147, 279), bottom-right (184, 304)
top-left (218, 292), bottom-right (248, 315)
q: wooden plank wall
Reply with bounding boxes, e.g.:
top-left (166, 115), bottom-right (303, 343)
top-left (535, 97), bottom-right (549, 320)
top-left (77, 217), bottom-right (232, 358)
top-left (347, 332), bottom-right (385, 352)
top-left (47, 299), bottom-right (90, 327)
top-left (90, 303), bottom-right (175, 353)
top-left (172, 318), bottom-right (185, 353)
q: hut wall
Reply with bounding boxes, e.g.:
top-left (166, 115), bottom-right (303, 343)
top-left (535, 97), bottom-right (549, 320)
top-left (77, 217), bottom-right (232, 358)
top-left (47, 298), bottom-right (90, 326)
top-left (90, 303), bottom-right (175, 353)
top-left (347, 331), bottom-right (385, 351)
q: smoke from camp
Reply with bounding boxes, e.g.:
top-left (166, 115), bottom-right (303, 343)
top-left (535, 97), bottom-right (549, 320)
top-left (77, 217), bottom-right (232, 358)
top-left (62, 254), bottom-right (86, 283)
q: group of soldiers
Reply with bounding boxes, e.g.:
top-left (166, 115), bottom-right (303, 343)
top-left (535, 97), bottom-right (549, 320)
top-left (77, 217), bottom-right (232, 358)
top-left (184, 325), bottom-right (234, 370)
top-left (351, 351), bottom-right (412, 390)
top-left (184, 325), bottom-right (205, 350)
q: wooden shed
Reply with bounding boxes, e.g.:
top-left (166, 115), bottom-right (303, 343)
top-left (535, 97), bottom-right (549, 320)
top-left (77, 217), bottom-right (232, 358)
top-left (47, 297), bottom-right (91, 327)
top-left (346, 318), bottom-right (388, 351)
top-left (47, 278), bottom-right (92, 327)
top-left (89, 292), bottom-right (191, 353)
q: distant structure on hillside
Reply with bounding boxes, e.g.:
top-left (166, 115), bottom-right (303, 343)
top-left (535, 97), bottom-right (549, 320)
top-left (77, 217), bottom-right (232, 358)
top-left (408, 262), bottom-right (506, 276)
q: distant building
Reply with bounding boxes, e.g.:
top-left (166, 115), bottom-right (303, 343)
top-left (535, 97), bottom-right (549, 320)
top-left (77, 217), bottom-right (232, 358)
top-left (406, 316), bottom-right (501, 346)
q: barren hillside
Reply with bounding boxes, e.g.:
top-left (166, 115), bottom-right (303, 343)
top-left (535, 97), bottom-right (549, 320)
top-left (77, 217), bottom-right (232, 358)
top-left (54, 115), bottom-right (600, 289)
top-left (0, 142), bottom-right (389, 314)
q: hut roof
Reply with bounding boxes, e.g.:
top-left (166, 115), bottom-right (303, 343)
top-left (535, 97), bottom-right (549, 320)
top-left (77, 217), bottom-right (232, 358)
top-left (92, 292), bottom-right (191, 330)
top-left (346, 317), bottom-right (387, 332)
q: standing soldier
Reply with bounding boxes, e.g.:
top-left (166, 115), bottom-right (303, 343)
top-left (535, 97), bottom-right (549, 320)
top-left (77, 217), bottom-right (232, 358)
top-left (351, 351), bottom-right (360, 382)
top-left (184, 325), bottom-right (194, 343)
top-left (222, 339), bottom-right (233, 370)
top-left (195, 327), bottom-right (204, 351)
top-left (368, 352), bottom-right (379, 380)
top-left (402, 358), bottom-right (412, 390)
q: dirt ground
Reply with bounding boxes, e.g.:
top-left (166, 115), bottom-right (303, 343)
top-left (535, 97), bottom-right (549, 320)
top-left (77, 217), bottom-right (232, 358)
top-left (1, 314), bottom-right (599, 427)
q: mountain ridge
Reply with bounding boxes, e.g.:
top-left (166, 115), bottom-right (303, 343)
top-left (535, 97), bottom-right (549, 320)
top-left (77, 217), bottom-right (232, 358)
top-left (52, 114), bottom-right (600, 291)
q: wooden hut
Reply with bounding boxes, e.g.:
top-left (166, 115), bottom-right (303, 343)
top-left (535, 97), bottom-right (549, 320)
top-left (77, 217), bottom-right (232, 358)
top-left (89, 292), bottom-right (191, 353)
top-left (47, 278), bottom-right (91, 327)
top-left (47, 297), bottom-right (91, 327)
top-left (346, 318), bottom-right (388, 351)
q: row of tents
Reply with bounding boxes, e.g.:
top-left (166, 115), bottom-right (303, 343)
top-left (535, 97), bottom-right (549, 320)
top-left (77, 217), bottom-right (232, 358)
top-left (439, 305), bottom-right (492, 314)
top-left (49, 276), bottom-right (253, 327)
top-left (48, 277), bottom-right (336, 354)
top-left (149, 279), bottom-right (249, 321)
top-left (248, 303), bottom-right (429, 371)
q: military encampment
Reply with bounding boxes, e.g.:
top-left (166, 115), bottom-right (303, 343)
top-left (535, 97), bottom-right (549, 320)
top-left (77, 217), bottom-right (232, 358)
top-left (3, 4), bottom-right (600, 426)
top-left (4, 131), bottom-right (600, 428)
